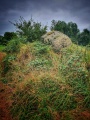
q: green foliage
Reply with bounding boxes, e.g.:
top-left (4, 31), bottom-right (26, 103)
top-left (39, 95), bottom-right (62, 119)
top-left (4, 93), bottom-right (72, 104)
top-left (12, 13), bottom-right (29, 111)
top-left (59, 51), bottom-right (87, 80)
top-left (84, 45), bottom-right (90, 71)
top-left (0, 32), bottom-right (17, 45)
top-left (37, 78), bottom-right (77, 111)
top-left (11, 88), bottom-right (38, 119)
top-left (1, 41), bottom-right (89, 120)
top-left (1, 17), bottom-right (90, 119)
top-left (67, 22), bottom-right (79, 37)
top-left (3, 55), bottom-right (16, 74)
top-left (51, 20), bottom-right (90, 46)
top-left (0, 35), bottom-right (7, 45)
top-left (0, 45), bottom-right (5, 51)
top-left (11, 78), bottom-right (77, 120)
top-left (51, 20), bottom-right (68, 35)
top-left (51, 20), bottom-right (80, 44)
top-left (4, 38), bottom-right (21, 53)
top-left (33, 41), bottom-right (50, 55)
top-left (78, 29), bottom-right (90, 46)
top-left (11, 81), bottom-right (53, 120)
top-left (12, 17), bottom-right (47, 42)
top-left (4, 32), bottom-right (17, 41)
top-left (28, 58), bottom-right (52, 70)
top-left (0, 35), bottom-right (4, 45)
top-left (59, 47), bottom-right (90, 108)
top-left (1, 78), bottom-right (8, 84)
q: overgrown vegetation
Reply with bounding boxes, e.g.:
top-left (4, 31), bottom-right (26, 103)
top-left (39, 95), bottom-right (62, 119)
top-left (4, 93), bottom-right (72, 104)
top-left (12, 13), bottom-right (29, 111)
top-left (0, 17), bottom-right (90, 120)
top-left (0, 45), bottom-right (5, 51)
top-left (10, 17), bottom-right (47, 42)
top-left (1, 41), bottom-right (89, 120)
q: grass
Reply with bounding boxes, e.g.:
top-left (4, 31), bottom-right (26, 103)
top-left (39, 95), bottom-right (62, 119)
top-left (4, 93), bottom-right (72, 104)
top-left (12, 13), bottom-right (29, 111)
top-left (0, 45), bottom-right (5, 51)
top-left (1, 41), bottom-right (90, 120)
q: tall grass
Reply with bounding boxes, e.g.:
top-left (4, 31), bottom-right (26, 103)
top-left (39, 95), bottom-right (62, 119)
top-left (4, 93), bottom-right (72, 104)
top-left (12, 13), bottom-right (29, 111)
top-left (1, 42), bottom-right (90, 120)
top-left (0, 45), bottom-right (5, 51)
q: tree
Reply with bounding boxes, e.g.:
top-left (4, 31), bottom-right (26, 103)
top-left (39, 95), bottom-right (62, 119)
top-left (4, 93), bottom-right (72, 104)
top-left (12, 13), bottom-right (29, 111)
top-left (0, 35), bottom-right (3, 45)
top-left (11, 17), bottom-right (47, 42)
top-left (51, 20), bottom-right (68, 34)
top-left (51, 20), bottom-right (80, 44)
top-left (0, 35), bottom-right (8, 45)
top-left (67, 22), bottom-right (79, 37)
top-left (0, 32), bottom-right (17, 45)
top-left (4, 32), bottom-right (17, 40)
top-left (78, 29), bottom-right (90, 46)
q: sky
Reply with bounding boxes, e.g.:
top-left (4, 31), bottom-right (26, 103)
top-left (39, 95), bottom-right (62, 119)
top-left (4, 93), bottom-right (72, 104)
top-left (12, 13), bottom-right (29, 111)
top-left (0, 0), bottom-right (90, 35)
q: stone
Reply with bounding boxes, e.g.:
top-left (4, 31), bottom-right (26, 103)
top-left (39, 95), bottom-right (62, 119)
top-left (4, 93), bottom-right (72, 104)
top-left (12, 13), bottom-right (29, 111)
top-left (41, 31), bottom-right (72, 51)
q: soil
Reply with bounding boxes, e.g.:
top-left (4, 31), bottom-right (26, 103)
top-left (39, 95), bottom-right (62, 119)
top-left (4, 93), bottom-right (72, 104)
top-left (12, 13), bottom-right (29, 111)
top-left (0, 82), bottom-right (13, 120)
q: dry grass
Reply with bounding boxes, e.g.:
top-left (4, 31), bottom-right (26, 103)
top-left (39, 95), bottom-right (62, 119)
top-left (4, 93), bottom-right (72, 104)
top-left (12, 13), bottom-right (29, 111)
top-left (1, 41), bottom-right (90, 120)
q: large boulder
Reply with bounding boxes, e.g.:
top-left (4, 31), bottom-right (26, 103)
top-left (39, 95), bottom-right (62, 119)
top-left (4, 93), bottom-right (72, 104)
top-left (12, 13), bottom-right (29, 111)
top-left (41, 31), bottom-right (72, 51)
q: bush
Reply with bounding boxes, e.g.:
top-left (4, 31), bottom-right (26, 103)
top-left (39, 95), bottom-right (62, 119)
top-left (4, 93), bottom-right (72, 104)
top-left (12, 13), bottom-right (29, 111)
top-left (33, 41), bottom-right (50, 55)
top-left (4, 39), bottom-right (21, 53)
top-left (28, 58), bottom-right (52, 70)
top-left (12, 17), bottom-right (47, 42)
top-left (3, 55), bottom-right (16, 74)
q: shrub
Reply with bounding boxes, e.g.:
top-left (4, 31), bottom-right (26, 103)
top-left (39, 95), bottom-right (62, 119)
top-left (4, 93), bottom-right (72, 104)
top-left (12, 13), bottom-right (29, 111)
top-left (28, 58), bottom-right (52, 70)
top-left (33, 41), bottom-right (50, 55)
top-left (11, 17), bottom-right (47, 42)
top-left (4, 39), bottom-right (21, 53)
top-left (3, 55), bottom-right (16, 74)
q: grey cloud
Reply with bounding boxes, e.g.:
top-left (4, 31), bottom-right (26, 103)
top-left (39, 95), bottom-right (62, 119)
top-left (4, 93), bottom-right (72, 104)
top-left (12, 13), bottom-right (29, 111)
top-left (0, 0), bottom-right (90, 35)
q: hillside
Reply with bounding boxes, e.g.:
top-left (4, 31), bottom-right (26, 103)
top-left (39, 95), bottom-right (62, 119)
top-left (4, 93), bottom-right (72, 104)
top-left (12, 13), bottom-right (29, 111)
top-left (0, 31), bottom-right (90, 120)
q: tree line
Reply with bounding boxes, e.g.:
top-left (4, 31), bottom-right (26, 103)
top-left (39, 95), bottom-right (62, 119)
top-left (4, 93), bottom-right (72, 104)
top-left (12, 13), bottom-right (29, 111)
top-left (0, 17), bottom-right (90, 46)
top-left (51, 20), bottom-right (90, 46)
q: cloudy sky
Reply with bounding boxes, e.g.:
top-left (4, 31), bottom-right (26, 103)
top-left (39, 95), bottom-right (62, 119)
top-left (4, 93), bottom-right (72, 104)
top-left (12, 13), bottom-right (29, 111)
top-left (0, 0), bottom-right (90, 35)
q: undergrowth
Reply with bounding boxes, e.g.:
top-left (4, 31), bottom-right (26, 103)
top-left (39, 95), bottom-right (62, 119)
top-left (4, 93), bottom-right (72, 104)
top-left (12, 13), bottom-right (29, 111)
top-left (1, 42), bottom-right (90, 120)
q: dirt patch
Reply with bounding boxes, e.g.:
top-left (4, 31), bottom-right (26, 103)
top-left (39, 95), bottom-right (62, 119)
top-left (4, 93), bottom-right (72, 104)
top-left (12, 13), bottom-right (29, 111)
top-left (0, 82), bottom-right (13, 120)
top-left (0, 52), bottom-right (6, 62)
top-left (0, 52), bottom-right (6, 71)
top-left (71, 109), bottom-right (90, 120)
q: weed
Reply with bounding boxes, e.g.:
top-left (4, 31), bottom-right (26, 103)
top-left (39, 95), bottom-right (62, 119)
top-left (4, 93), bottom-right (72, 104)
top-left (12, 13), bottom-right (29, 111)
top-left (4, 38), bottom-right (21, 53)
top-left (3, 55), bottom-right (16, 74)
top-left (27, 58), bottom-right (52, 70)
top-left (0, 45), bottom-right (5, 51)
top-left (33, 41), bottom-right (51, 55)
top-left (1, 78), bottom-right (8, 84)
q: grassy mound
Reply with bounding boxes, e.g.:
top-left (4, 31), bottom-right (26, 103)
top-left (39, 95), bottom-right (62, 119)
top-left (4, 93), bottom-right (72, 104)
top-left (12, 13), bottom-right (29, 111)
top-left (1, 41), bottom-right (90, 120)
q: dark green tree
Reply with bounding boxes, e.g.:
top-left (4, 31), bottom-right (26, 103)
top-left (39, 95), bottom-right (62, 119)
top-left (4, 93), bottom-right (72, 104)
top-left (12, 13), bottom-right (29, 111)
top-left (0, 35), bottom-right (9, 45)
top-left (51, 20), bottom-right (80, 44)
top-left (51, 20), bottom-right (68, 34)
top-left (78, 29), bottom-right (90, 46)
top-left (67, 22), bottom-right (79, 37)
top-left (11, 17), bottom-right (47, 42)
top-left (4, 32), bottom-right (17, 41)
top-left (0, 32), bottom-right (17, 45)
top-left (0, 35), bottom-right (3, 45)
